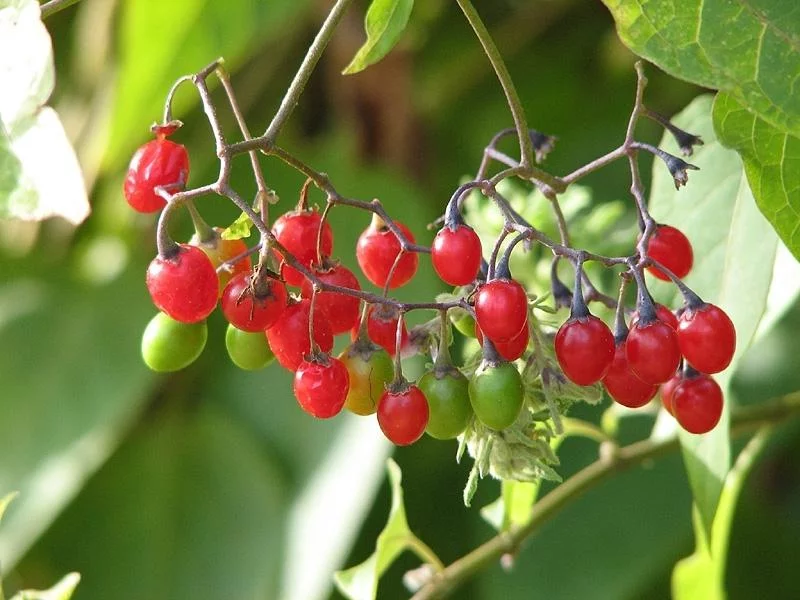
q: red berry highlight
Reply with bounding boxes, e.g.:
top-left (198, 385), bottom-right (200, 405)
top-left (625, 319), bottom-right (682, 384)
top-left (272, 209), bottom-right (333, 286)
top-left (672, 374), bottom-right (724, 434)
top-left (124, 138), bottom-right (189, 213)
top-left (293, 357), bottom-right (350, 419)
top-left (300, 262), bottom-right (362, 335)
top-left (377, 385), bottom-right (430, 446)
top-left (221, 271), bottom-right (288, 332)
top-left (431, 224), bottom-right (482, 286)
top-left (554, 315), bottom-right (615, 386)
top-left (356, 217), bottom-right (419, 289)
top-left (645, 224), bottom-right (693, 281)
top-left (266, 299), bottom-right (334, 371)
top-left (677, 303), bottom-right (736, 374)
top-left (146, 244), bottom-right (218, 323)
top-left (474, 279), bottom-right (528, 343)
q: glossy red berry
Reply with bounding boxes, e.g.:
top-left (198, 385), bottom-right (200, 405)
top-left (356, 216), bottom-right (419, 289)
top-left (631, 303), bottom-right (678, 330)
top-left (626, 319), bottom-right (682, 384)
top-left (474, 279), bottom-right (528, 342)
top-left (266, 299), bottom-right (334, 371)
top-left (677, 303), bottom-right (736, 374)
top-left (300, 261), bottom-right (361, 334)
top-left (672, 374), bottom-right (724, 434)
top-left (377, 385), bottom-right (429, 446)
top-left (554, 315), bottom-right (615, 385)
top-left (272, 209), bottom-right (333, 286)
top-left (476, 322), bottom-right (528, 361)
top-left (124, 137), bottom-right (189, 213)
top-left (431, 224), bottom-right (482, 286)
top-left (602, 340), bottom-right (659, 408)
top-left (659, 371), bottom-right (683, 415)
top-left (221, 271), bottom-right (288, 332)
top-left (146, 244), bottom-right (218, 323)
top-left (293, 357), bottom-right (350, 419)
top-left (352, 304), bottom-right (409, 357)
top-left (645, 224), bottom-right (693, 281)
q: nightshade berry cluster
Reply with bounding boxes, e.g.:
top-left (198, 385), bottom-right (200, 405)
top-left (127, 61), bottom-right (735, 466)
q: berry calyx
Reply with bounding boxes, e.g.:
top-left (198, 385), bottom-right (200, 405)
top-left (338, 340), bottom-right (394, 416)
top-left (265, 298), bottom-right (334, 371)
top-left (645, 224), bottom-right (693, 281)
top-left (474, 278), bottom-right (528, 342)
top-left (554, 315), bottom-right (615, 386)
top-left (672, 373), bottom-right (724, 434)
top-left (468, 360), bottom-right (524, 430)
top-left (377, 384), bottom-right (430, 446)
top-left (272, 207), bottom-right (334, 286)
top-left (225, 324), bottom-right (275, 370)
top-left (625, 319), bottom-right (682, 384)
top-left (300, 260), bottom-right (362, 334)
top-left (418, 365), bottom-right (473, 440)
top-left (124, 135), bottom-right (190, 213)
top-left (476, 321), bottom-right (528, 361)
top-left (221, 271), bottom-right (288, 332)
top-left (141, 312), bottom-right (207, 372)
top-left (356, 214), bottom-right (419, 289)
top-left (431, 224), bottom-right (482, 286)
top-left (677, 303), bottom-right (736, 374)
top-left (146, 244), bottom-right (219, 323)
top-left (631, 303), bottom-right (678, 330)
top-left (602, 339), bottom-right (659, 408)
top-left (293, 355), bottom-right (350, 419)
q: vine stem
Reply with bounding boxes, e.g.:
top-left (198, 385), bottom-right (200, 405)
top-left (40, 0), bottom-right (81, 18)
top-left (411, 392), bottom-right (800, 599)
top-left (263, 0), bottom-right (355, 142)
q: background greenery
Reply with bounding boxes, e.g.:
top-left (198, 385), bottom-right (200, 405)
top-left (1, 0), bottom-right (799, 598)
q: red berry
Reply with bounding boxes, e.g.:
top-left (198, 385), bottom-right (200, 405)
top-left (554, 315), bottom-right (615, 385)
top-left (660, 371), bottom-right (683, 415)
top-left (300, 261), bottom-right (361, 335)
top-left (377, 385), bottom-right (429, 446)
top-left (431, 224), bottom-right (482, 286)
top-left (602, 340), bottom-right (658, 408)
top-left (474, 279), bottom-right (528, 342)
top-left (351, 304), bottom-right (409, 357)
top-left (677, 303), bottom-right (736, 374)
top-left (672, 374), bottom-right (724, 434)
top-left (476, 321), bottom-right (528, 361)
top-left (626, 319), bottom-right (682, 384)
top-left (293, 357), bottom-right (350, 419)
top-left (631, 303), bottom-right (678, 330)
top-left (221, 271), bottom-right (288, 332)
top-left (266, 299), bottom-right (334, 371)
top-left (146, 244), bottom-right (218, 323)
top-left (645, 224), bottom-right (693, 281)
top-left (190, 227), bottom-right (252, 295)
top-left (124, 138), bottom-right (189, 213)
top-left (272, 209), bottom-right (333, 286)
top-left (356, 217), bottom-right (419, 289)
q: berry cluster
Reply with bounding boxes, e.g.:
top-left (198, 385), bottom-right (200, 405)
top-left (126, 63), bottom-right (735, 467)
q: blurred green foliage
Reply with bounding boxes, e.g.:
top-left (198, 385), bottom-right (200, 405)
top-left (1, 1), bottom-right (799, 599)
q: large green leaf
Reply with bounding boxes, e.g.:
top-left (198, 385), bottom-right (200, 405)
top-left (647, 94), bottom-right (779, 534)
top-left (343, 0), bottom-right (414, 75)
top-left (672, 429), bottom-right (772, 600)
top-left (22, 406), bottom-right (287, 600)
top-left (0, 271), bottom-right (155, 570)
top-left (712, 92), bottom-right (800, 260)
top-left (602, 0), bottom-right (800, 139)
top-left (0, 0), bottom-right (88, 224)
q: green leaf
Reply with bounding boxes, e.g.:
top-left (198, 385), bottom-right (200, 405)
top-left (647, 94), bottom-right (780, 535)
top-left (342, 0), bottom-right (414, 75)
top-left (713, 92), bottom-right (800, 260)
top-left (672, 429), bottom-right (773, 600)
top-left (334, 459), bottom-right (412, 600)
top-left (220, 210), bottom-right (254, 241)
top-left (0, 493), bottom-right (16, 524)
top-left (481, 480), bottom-right (539, 532)
top-left (0, 0), bottom-right (88, 224)
top-left (10, 573), bottom-right (80, 600)
top-left (24, 406), bottom-right (287, 600)
top-left (602, 0), bottom-right (800, 138)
